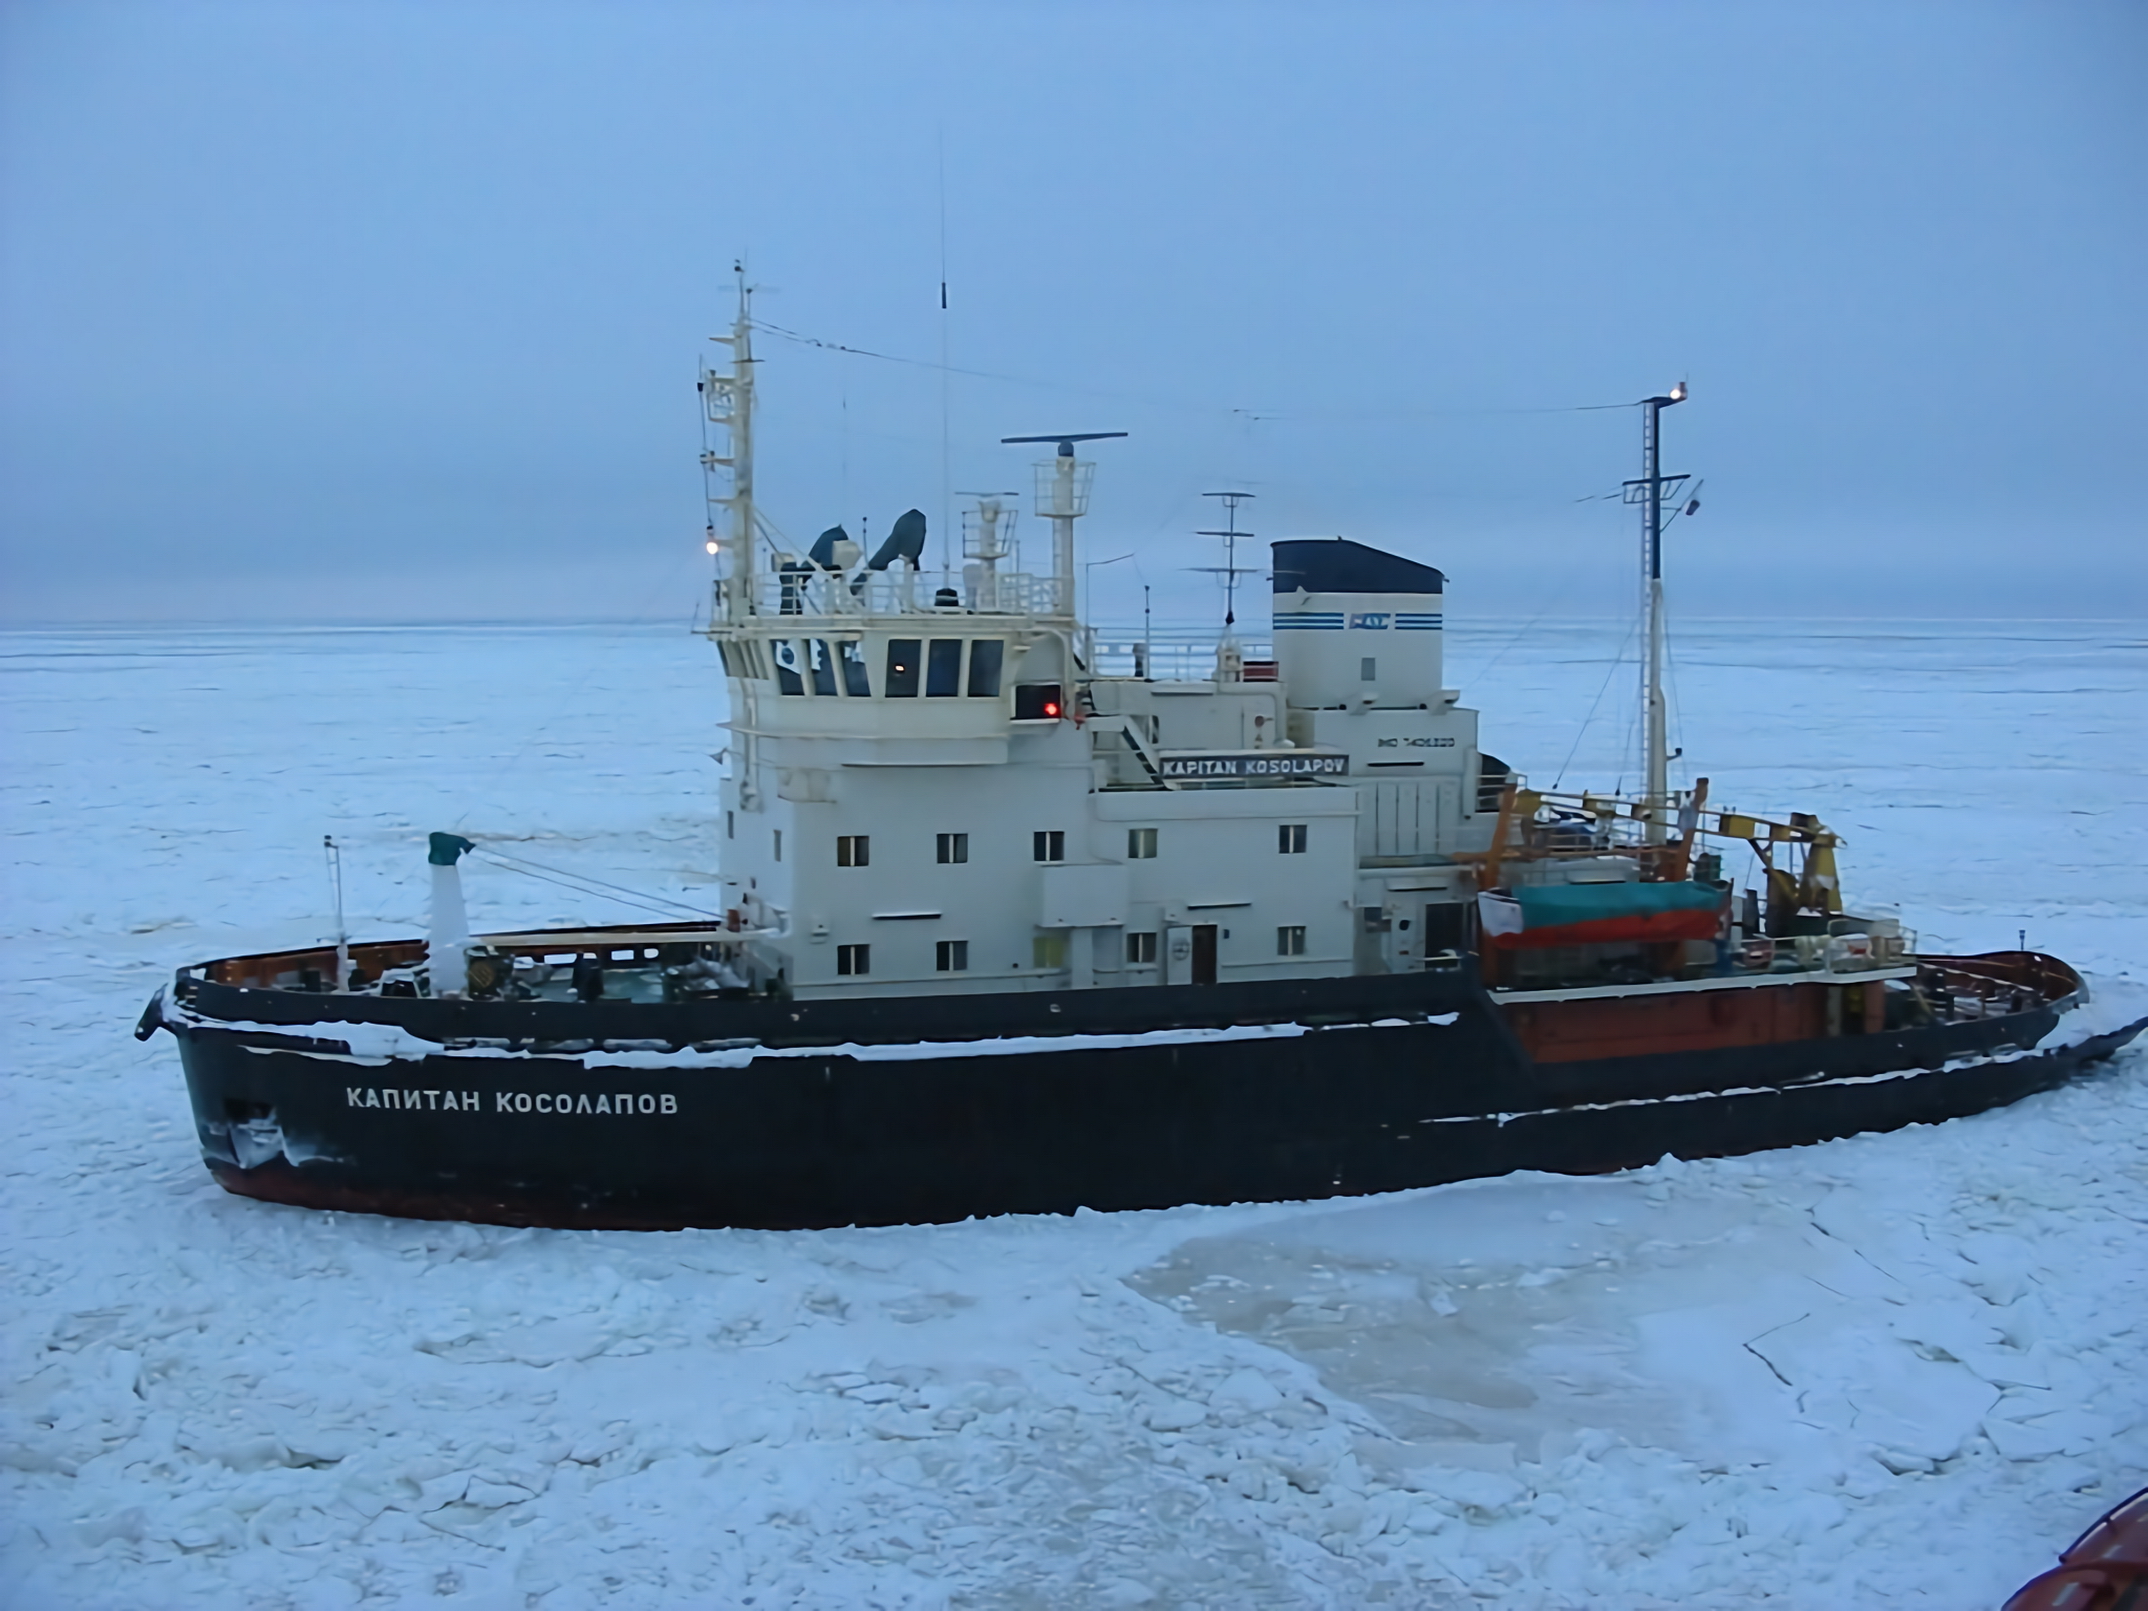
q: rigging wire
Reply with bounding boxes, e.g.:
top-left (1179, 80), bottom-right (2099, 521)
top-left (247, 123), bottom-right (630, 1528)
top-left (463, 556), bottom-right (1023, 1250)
top-left (476, 860), bottom-right (701, 924)
top-left (1613, 673), bottom-right (1642, 800)
top-left (472, 847), bottom-right (722, 921)
top-left (748, 316), bottom-right (1645, 424)
top-left (1649, 480), bottom-right (1703, 791)
top-left (1452, 466), bottom-right (1643, 688)
top-left (447, 542), bottom-right (706, 836)
top-left (1450, 561), bottom-right (1587, 689)
top-left (475, 847), bottom-right (717, 914)
top-left (1553, 614), bottom-right (1640, 789)
top-left (1662, 592), bottom-right (1689, 793)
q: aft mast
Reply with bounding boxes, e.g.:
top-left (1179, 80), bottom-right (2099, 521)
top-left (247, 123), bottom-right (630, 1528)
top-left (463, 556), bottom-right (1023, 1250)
top-left (1624, 381), bottom-right (1687, 844)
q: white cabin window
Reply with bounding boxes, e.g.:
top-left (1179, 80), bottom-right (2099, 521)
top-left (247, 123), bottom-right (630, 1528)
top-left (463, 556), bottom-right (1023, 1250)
top-left (936, 939), bottom-right (968, 972)
top-left (837, 835), bottom-right (869, 867)
top-left (1032, 933), bottom-right (1068, 970)
top-left (726, 810), bottom-right (734, 840)
top-left (1127, 828), bottom-right (1158, 860)
top-left (1127, 931), bottom-right (1158, 964)
top-left (773, 829), bottom-right (782, 862)
top-left (1033, 830), bottom-right (1065, 863)
top-left (1360, 657), bottom-right (1377, 682)
top-left (1279, 823), bottom-right (1308, 854)
top-left (937, 832), bottom-right (968, 864)
top-left (837, 943), bottom-right (870, 976)
top-left (1277, 925), bottom-right (1307, 956)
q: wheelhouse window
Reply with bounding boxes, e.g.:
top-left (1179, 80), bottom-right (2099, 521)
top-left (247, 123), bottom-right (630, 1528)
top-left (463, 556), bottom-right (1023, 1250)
top-left (809, 639), bottom-right (838, 697)
top-left (837, 835), bottom-right (869, 867)
top-left (1279, 823), bottom-right (1308, 854)
top-left (936, 832), bottom-right (968, 864)
top-left (1126, 931), bottom-right (1158, 964)
top-left (926, 638), bottom-right (963, 697)
top-left (837, 943), bottom-right (870, 976)
top-left (838, 639), bottom-right (871, 697)
top-left (1127, 827), bottom-right (1158, 859)
top-left (1277, 925), bottom-right (1307, 956)
top-left (936, 939), bottom-right (969, 972)
top-left (1033, 830), bottom-right (1065, 863)
top-left (968, 639), bottom-right (1004, 697)
top-left (773, 639), bottom-right (804, 695)
top-left (886, 639), bottom-right (921, 698)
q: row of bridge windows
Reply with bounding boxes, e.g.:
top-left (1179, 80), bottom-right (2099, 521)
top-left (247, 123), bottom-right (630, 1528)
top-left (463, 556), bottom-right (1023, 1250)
top-left (720, 636), bottom-right (1006, 699)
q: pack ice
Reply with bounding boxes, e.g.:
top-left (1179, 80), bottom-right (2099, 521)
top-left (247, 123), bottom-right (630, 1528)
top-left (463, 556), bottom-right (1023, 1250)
top-left (2, 620), bottom-right (2142, 1609)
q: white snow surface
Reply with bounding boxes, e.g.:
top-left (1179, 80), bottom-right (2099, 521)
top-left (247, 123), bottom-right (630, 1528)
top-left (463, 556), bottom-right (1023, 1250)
top-left (156, 1008), bottom-right (1341, 1068)
top-left (2, 618), bottom-right (2144, 1610)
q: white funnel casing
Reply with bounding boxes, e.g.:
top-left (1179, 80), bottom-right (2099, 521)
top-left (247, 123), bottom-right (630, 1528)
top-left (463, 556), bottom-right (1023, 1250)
top-left (426, 833), bottom-right (475, 996)
top-left (1270, 539), bottom-right (1445, 709)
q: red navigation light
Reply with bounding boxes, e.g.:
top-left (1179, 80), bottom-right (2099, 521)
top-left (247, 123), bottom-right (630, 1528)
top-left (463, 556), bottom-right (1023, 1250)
top-left (1014, 683), bottom-right (1064, 721)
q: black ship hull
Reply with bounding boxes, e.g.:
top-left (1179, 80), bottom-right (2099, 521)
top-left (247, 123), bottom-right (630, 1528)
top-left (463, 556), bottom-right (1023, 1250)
top-left (145, 962), bottom-right (2145, 1231)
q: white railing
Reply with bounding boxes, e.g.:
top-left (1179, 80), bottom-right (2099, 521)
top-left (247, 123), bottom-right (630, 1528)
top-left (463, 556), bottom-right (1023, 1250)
top-left (724, 567), bottom-right (1068, 621)
top-left (1087, 626), bottom-right (1275, 680)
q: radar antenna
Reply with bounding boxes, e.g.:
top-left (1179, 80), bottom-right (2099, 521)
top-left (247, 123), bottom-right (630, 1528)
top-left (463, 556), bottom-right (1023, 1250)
top-left (1000, 432), bottom-right (1127, 619)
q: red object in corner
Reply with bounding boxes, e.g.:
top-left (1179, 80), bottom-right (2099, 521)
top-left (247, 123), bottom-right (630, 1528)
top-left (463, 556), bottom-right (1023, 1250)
top-left (2004, 1488), bottom-right (2148, 1611)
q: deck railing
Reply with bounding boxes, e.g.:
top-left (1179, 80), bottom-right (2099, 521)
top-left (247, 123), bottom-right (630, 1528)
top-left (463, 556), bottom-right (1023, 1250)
top-left (722, 568), bottom-right (1068, 621)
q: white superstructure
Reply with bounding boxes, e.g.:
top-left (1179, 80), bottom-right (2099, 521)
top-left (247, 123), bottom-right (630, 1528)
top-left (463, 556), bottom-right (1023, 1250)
top-left (698, 287), bottom-right (1508, 1001)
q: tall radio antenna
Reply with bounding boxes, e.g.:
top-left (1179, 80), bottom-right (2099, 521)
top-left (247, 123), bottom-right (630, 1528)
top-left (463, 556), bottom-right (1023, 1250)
top-left (937, 127), bottom-right (952, 571)
top-left (1197, 491), bottom-right (1257, 630)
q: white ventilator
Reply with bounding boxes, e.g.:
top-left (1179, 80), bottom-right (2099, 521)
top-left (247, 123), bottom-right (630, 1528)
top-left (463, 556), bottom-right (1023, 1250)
top-left (426, 833), bottom-right (475, 996)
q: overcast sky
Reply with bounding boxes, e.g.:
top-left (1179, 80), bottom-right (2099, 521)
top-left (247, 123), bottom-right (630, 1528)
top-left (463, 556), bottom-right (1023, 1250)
top-left (3, 0), bottom-right (2141, 626)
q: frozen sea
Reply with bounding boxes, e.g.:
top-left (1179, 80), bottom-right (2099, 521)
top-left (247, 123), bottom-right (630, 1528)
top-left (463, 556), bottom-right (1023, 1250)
top-left (1, 617), bottom-right (2144, 1610)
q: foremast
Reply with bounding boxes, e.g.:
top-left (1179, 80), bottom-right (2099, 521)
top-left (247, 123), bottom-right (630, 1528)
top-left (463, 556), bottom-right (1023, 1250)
top-left (703, 267), bottom-right (757, 626)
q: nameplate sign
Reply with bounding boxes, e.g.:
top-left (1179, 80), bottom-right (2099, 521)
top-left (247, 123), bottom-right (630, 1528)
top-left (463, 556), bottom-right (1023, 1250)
top-left (1158, 751), bottom-right (1350, 780)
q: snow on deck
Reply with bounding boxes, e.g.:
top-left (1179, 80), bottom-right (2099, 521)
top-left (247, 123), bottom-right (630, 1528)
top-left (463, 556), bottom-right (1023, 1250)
top-left (2, 619), bottom-right (2143, 1609)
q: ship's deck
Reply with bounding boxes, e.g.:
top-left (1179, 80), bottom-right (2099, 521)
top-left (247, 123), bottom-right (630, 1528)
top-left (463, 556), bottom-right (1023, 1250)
top-left (178, 922), bottom-right (2078, 1052)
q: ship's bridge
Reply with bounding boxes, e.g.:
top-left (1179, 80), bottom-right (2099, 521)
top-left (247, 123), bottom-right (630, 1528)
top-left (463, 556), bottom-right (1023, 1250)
top-left (709, 560), bottom-right (1083, 763)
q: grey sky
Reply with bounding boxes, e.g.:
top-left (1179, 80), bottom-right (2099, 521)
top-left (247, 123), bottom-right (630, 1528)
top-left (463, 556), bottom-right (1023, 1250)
top-left (3, 0), bottom-right (2141, 626)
